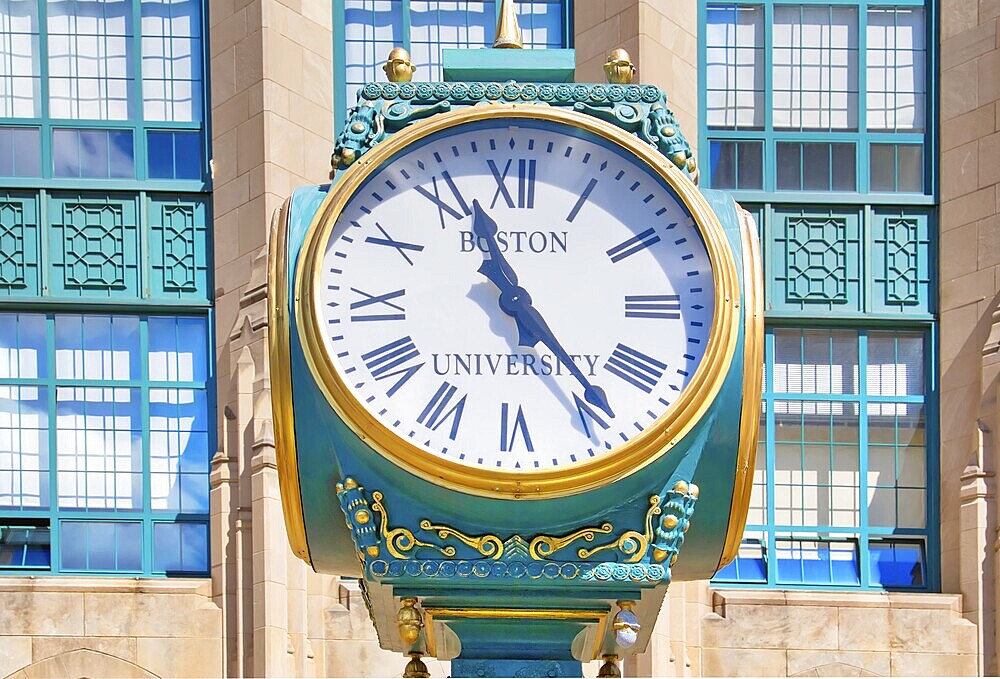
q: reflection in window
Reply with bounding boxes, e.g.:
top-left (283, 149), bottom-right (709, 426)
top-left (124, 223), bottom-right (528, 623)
top-left (0, 0), bottom-right (40, 118)
top-left (141, 0), bottom-right (202, 122)
top-left (0, 313), bottom-right (210, 574)
top-left (715, 328), bottom-right (931, 589)
top-left (0, 127), bottom-right (40, 177)
top-left (867, 7), bottom-right (925, 132)
top-left (0, 524), bottom-right (50, 568)
top-left (773, 5), bottom-right (858, 131)
top-left (147, 130), bottom-right (201, 180)
top-left (48, 0), bottom-right (133, 120)
top-left (705, 4), bottom-right (764, 129)
top-left (52, 128), bottom-right (135, 179)
top-left (153, 521), bottom-right (207, 572)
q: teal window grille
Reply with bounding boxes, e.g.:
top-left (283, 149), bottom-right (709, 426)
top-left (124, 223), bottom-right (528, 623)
top-left (0, 0), bottom-right (208, 191)
top-left (0, 313), bottom-right (211, 575)
top-left (335, 0), bottom-right (573, 127)
top-left (716, 327), bottom-right (936, 589)
top-left (700, 1), bottom-right (934, 200)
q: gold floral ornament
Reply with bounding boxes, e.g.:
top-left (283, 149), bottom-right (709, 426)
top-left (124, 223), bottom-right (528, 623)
top-left (604, 48), bottom-right (636, 85)
top-left (383, 47), bottom-right (416, 83)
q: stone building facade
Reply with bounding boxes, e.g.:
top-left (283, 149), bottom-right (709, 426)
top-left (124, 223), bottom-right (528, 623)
top-left (0, 0), bottom-right (996, 677)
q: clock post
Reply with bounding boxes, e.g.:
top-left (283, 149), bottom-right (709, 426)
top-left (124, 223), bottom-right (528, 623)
top-left (269, 3), bottom-right (763, 675)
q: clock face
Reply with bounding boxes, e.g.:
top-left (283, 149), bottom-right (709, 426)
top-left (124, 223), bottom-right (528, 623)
top-left (303, 109), bottom-right (735, 492)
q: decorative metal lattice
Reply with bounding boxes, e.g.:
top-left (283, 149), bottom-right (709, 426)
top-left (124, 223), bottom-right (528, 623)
top-left (159, 204), bottom-right (197, 291)
top-left (784, 216), bottom-right (849, 303)
top-left (882, 218), bottom-right (920, 306)
top-left (0, 202), bottom-right (25, 288)
top-left (62, 203), bottom-right (127, 289)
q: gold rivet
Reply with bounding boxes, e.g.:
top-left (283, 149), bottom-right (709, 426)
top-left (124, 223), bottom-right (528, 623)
top-left (670, 554), bottom-right (678, 566)
top-left (340, 149), bottom-right (356, 166)
top-left (689, 483), bottom-right (700, 498)
top-left (671, 151), bottom-right (687, 168)
top-left (355, 509), bottom-right (371, 524)
top-left (662, 515), bottom-right (679, 530)
top-left (673, 480), bottom-right (689, 494)
top-left (366, 545), bottom-right (380, 557)
top-left (351, 122), bottom-right (366, 133)
top-left (661, 125), bottom-right (676, 137)
top-left (652, 547), bottom-right (668, 562)
top-left (687, 157), bottom-right (697, 172)
top-left (343, 477), bottom-right (358, 490)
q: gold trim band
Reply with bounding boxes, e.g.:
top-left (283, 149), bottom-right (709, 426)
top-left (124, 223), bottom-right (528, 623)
top-left (718, 205), bottom-right (764, 568)
top-left (268, 198), bottom-right (312, 563)
top-left (295, 104), bottom-right (742, 499)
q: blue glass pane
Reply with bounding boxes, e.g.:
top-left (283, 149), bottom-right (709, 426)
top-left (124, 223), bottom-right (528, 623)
top-left (710, 140), bottom-right (735, 189)
top-left (0, 313), bottom-right (47, 379)
top-left (60, 521), bottom-right (87, 569)
top-left (180, 522), bottom-right (208, 572)
top-left (116, 522), bottom-right (141, 570)
top-left (148, 316), bottom-right (207, 382)
top-left (52, 128), bottom-right (80, 177)
top-left (108, 130), bottom-right (134, 178)
top-left (0, 526), bottom-right (50, 568)
top-left (775, 142), bottom-right (799, 190)
top-left (79, 129), bottom-right (109, 178)
top-left (180, 472), bottom-right (208, 512)
top-left (776, 539), bottom-right (860, 586)
top-left (173, 131), bottom-right (201, 180)
top-left (12, 128), bottom-right (41, 177)
top-left (897, 144), bottom-right (923, 193)
top-left (736, 141), bottom-right (763, 189)
top-left (147, 130), bottom-right (174, 179)
top-left (87, 521), bottom-right (116, 569)
top-left (870, 541), bottom-right (924, 588)
top-left (0, 129), bottom-right (12, 175)
top-left (153, 522), bottom-right (181, 571)
top-left (0, 385), bottom-right (51, 510)
top-left (870, 144), bottom-right (895, 191)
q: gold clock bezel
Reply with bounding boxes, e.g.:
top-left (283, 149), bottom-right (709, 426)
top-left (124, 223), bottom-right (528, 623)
top-left (295, 104), bottom-right (741, 499)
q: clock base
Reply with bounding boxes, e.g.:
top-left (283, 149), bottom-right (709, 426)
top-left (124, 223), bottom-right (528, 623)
top-left (452, 657), bottom-right (582, 678)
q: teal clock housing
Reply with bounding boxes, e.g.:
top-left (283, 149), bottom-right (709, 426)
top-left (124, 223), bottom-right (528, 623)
top-left (268, 78), bottom-right (763, 676)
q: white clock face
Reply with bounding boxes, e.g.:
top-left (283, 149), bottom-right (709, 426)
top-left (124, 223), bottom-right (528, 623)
top-left (314, 117), bottom-right (716, 474)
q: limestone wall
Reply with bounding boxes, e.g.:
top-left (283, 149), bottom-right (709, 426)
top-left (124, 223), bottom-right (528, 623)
top-left (630, 586), bottom-right (979, 677)
top-left (0, 579), bottom-right (222, 679)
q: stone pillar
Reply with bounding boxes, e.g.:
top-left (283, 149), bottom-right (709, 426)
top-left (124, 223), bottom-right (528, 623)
top-left (940, 1), bottom-right (1000, 672)
top-left (575, 1), bottom-right (698, 155)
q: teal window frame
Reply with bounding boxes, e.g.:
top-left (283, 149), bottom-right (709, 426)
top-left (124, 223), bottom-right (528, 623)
top-left (333, 0), bottom-right (574, 132)
top-left (697, 0), bottom-right (939, 205)
top-left (0, 0), bottom-right (211, 194)
top-left (0, 311), bottom-right (214, 576)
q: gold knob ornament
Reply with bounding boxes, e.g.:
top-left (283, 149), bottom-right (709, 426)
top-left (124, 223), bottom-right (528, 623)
top-left (494, 0), bottom-right (523, 48)
top-left (604, 48), bottom-right (636, 84)
top-left (396, 597), bottom-right (424, 646)
top-left (384, 47), bottom-right (416, 83)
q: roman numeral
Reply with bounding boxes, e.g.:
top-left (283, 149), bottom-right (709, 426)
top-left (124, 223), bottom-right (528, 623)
top-left (418, 381), bottom-right (467, 441)
top-left (488, 159), bottom-right (536, 209)
top-left (499, 402), bottom-right (534, 453)
top-left (365, 223), bottom-right (424, 266)
top-left (414, 171), bottom-right (471, 228)
top-left (604, 343), bottom-right (667, 393)
top-left (607, 228), bottom-right (661, 263)
top-left (350, 287), bottom-right (406, 322)
top-left (567, 178), bottom-right (598, 223)
top-left (573, 393), bottom-right (610, 439)
top-left (361, 337), bottom-right (424, 397)
top-left (625, 294), bottom-right (681, 319)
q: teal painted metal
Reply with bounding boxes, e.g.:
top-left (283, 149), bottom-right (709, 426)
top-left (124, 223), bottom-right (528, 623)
top-left (332, 82), bottom-right (696, 182)
top-left (0, 189), bottom-right (211, 304)
top-left (441, 48), bottom-right (576, 83)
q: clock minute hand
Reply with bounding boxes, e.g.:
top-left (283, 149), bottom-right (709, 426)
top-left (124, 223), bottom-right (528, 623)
top-left (514, 300), bottom-right (615, 420)
top-left (470, 202), bottom-right (615, 420)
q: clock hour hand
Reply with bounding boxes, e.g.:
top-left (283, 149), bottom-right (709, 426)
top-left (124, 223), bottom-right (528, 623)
top-left (472, 200), bottom-right (539, 347)
top-left (471, 201), bottom-right (614, 419)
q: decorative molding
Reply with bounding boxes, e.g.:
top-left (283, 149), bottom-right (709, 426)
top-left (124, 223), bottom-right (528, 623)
top-left (332, 82), bottom-right (696, 182)
top-left (335, 476), bottom-right (699, 584)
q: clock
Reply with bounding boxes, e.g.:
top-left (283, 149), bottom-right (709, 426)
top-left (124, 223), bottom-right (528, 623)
top-left (296, 105), bottom-right (740, 498)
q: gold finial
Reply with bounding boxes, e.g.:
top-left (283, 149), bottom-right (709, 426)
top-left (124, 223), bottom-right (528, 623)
top-left (598, 655), bottom-right (622, 678)
top-left (494, 0), bottom-right (523, 49)
top-left (403, 652), bottom-right (430, 678)
top-left (604, 48), bottom-right (636, 84)
top-left (384, 46), bottom-right (416, 83)
top-left (397, 597), bottom-right (424, 645)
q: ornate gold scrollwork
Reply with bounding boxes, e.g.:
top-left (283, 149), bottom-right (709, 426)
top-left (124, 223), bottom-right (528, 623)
top-left (528, 522), bottom-right (615, 560)
top-left (372, 491), bottom-right (456, 559)
top-left (419, 520), bottom-right (505, 559)
top-left (578, 496), bottom-right (661, 563)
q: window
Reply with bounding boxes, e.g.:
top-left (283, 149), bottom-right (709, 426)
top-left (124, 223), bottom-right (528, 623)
top-left (336, 0), bottom-right (573, 127)
top-left (0, 0), bottom-right (211, 577)
top-left (0, 313), bottom-right (211, 574)
top-left (716, 328), bottom-right (933, 589)
top-left (702, 2), bottom-right (931, 197)
top-left (0, 0), bottom-right (206, 186)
